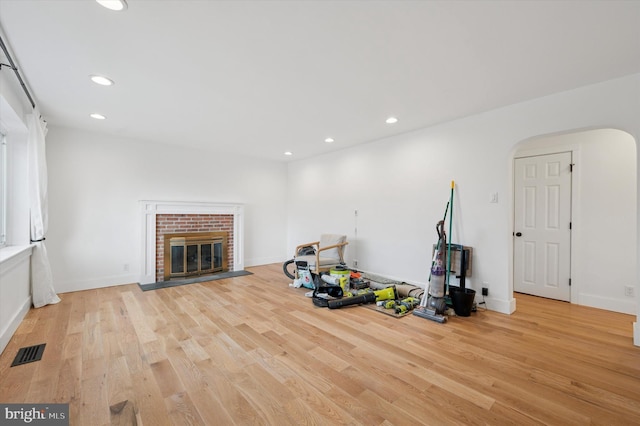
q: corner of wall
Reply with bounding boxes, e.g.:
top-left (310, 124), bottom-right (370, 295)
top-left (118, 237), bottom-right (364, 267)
top-left (487, 296), bottom-right (517, 315)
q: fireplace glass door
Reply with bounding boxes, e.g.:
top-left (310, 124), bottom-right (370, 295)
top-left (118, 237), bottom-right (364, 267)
top-left (171, 245), bottom-right (185, 274)
top-left (186, 244), bottom-right (199, 273)
top-left (165, 232), bottom-right (227, 280)
top-left (200, 243), bottom-right (212, 271)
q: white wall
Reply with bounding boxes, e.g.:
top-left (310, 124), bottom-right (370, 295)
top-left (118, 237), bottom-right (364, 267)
top-left (45, 127), bottom-right (288, 293)
top-left (514, 129), bottom-right (637, 314)
top-left (287, 74), bottom-right (640, 320)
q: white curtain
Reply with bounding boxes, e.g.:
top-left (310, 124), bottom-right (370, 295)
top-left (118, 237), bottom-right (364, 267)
top-left (27, 113), bottom-right (60, 308)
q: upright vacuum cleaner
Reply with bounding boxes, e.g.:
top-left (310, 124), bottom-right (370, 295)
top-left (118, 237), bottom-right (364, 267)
top-left (413, 219), bottom-right (448, 323)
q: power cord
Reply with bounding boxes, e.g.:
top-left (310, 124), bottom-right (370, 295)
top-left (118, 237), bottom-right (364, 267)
top-left (477, 294), bottom-right (487, 311)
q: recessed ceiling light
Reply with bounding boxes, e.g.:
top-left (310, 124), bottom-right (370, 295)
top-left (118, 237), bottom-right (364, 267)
top-left (324, 138), bottom-right (334, 143)
top-left (284, 151), bottom-right (293, 156)
top-left (96, 0), bottom-right (128, 11)
top-left (386, 117), bottom-right (398, 124)
top-left (90, 113), bottom-right (106, 120)
top-left (90, 74), bottom-right (114, 86)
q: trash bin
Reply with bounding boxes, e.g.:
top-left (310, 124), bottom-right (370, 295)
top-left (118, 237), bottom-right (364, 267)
top-left (450, 287), bottom-right (476, 317)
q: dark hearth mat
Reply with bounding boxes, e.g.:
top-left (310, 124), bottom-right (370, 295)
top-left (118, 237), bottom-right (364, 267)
top-left (138, 270), bottom-right (253, 291)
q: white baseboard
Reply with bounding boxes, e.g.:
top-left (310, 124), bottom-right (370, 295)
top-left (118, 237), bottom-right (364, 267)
top-left (56, 273), bottom-right (140, 294)
top-left (486, 296), bottom-right (517, 314)
top-left (0, 295), bottom-right (31, 356)
top-left (245, 256), bottom-right (286, 268)
top-left (578, 293), bottom-right (636, 315)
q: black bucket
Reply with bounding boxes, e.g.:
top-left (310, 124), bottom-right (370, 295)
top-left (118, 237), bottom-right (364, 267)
top-left (450, 287), bottom-right (476, 317)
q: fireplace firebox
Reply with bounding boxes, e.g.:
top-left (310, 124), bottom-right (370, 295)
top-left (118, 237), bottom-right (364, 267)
top-left (163, 232), bottom-right (228, 281)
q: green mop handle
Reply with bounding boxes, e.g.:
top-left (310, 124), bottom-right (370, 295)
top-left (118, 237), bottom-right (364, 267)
top-left (446, 180), bottom-right (454, 291)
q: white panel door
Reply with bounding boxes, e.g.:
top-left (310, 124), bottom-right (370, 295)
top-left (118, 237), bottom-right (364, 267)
top-left (514, 152), bottom-right (572, 301)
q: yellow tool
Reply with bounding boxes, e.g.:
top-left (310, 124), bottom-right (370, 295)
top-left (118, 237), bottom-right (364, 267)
top-left (395, 304), bottom-right (408, 314)
top-left (394, 297), bottom-right (420, 314)
top-left (373, 286), bottom-right (398, 302)
top-left (380, 300), bottom-right (396, 309)
top-left (401, 297), bottom-right (420, 308)
top-left (339, 277), bottom-right (348, 292)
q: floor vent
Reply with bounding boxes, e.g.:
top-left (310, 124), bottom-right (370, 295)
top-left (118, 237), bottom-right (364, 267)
top-left (11, 343), bottom-right (46, 367)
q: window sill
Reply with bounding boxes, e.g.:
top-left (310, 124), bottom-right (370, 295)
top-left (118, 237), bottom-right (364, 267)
top-left (0, 245), bottom-right (33, 274)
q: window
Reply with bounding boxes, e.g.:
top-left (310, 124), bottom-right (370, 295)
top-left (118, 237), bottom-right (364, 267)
top-left (0, 95), bottom-right (30, 249)
top-left (0, 131), bottom-right (6, 247)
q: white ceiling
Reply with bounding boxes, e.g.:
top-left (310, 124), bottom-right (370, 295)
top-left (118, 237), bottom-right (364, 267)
top-left (0, 0), bottom-right (639, 162)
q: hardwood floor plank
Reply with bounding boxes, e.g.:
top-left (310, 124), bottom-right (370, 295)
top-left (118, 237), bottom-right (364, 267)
top-left (53, 356), bottom-right (81, 405)
top-left (122, 291), bottom-right (158, 345)
top-left (0, 263), bottom-right (638, 425)
top-left (183, 385), bottom-right (236, 426)
top-left (109, 399), bottom-right (138, 426)
top-left (65, 291), bottom-right (87, 336)
top-left (150, 359), bottom-right (185, 399)
top-left (79, 373), bottom-right (110, 426)
top-left (164, 391), bottom-right (206, 426)
top-left (357, 388), bottom-right (427, 425)
top-left (280, 396), bottom-right (338, 426)
top-left (0, 361), bottom-right (35, 403)
top-left (194, 358), bottom-right (260, 424)
top-left (177, 338), bottom-right (210, 363)
top-left (107, 356), bottom-right (134, 409)
top-left (529, 367), bottom-right (640, 420)
top-left (307, 345), bottom-right (351, 372)
top-left (277, 377), bottom-right (362, 426)
top-left (487, 378), bottom-right (592, 425)
top-left (82, 311), bottom-right (104, 362)
top-left (232, 324), bottom-right (283, 356)
top-left (130, 366), bottom-right (172, 426)
top-left (274, 341), bottom-right (335, 395)
top-left (391, 387), bottom-right (477, 426)
top-left (488, 401), bottom-right (547, 425)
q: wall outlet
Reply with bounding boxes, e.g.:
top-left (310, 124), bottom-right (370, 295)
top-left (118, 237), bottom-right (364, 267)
top-left (625, 285), bottom-right (635, 297)
top-left (353, 259), bottom-right (358, 267)
top-left (123, 263), bottom-right (130, 272)
top-left (481, 282), bottom-right (489, 296)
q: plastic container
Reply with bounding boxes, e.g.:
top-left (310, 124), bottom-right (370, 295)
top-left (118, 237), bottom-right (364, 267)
top-left (330, 267), bottom-right (350, 291)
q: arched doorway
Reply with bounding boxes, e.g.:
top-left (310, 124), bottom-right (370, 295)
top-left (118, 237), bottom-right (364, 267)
top-left (511, 128), bottom-right (637, 315)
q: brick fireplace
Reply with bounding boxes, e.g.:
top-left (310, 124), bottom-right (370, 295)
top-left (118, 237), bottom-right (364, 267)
top-left (139, 201), bottom-right (244, 284)
top-left (156, 214), bottom-right (234, 282)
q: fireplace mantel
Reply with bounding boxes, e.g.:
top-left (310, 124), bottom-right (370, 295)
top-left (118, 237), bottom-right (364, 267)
top-left (139, 201), bottom-right (244, 284)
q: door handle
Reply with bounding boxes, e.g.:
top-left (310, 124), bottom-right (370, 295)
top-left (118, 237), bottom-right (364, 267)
top-left (514, 232), bottom-right (522, 237)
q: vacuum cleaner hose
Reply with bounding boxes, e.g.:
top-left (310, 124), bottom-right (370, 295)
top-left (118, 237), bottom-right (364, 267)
top-left (282, 259), bottom-right (296, 279)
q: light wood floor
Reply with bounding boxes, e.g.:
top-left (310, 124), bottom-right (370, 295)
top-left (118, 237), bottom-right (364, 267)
top-left (1, 263), bottom-right (638, 425)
